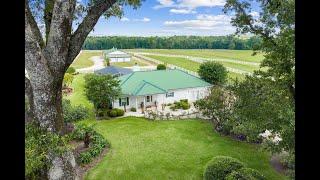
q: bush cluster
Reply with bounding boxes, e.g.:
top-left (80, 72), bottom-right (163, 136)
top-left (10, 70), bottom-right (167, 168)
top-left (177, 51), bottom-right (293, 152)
top-left (130, 107), bottom-right (137, 112)
top-left (157, 64), bottom-right (166, 70)
top-left (62, 99), bottom-right (89, 123)
top-left (108, 108), bottom-right (125, 117)
top-left (71, 124), bottom-right (109, 164)
top-left (203, 156), bottom-right (265, 180)
top-left (170, 99), bottom-right (190, 110)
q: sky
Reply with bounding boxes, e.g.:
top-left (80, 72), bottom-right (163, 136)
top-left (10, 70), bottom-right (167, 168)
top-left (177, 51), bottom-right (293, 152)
top-left (87, 0), bottom-right (260, 37)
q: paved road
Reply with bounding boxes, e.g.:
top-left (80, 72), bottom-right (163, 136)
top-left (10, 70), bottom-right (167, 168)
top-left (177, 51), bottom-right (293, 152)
top-left (76, 56), bottom-right (105, 73)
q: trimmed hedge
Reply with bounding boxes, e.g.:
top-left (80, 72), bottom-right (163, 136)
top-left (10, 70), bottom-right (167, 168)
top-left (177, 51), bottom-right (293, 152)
top-left (225, 168), bottom-right (266, 180)
top-left (203, 156), bottom-right (244, 180)
top-left (108, 108), bottom-right (124, 117)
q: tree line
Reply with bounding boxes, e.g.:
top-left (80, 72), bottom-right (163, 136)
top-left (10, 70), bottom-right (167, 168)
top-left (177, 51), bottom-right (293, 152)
top-left (82, 35), bottom-right (262, 50)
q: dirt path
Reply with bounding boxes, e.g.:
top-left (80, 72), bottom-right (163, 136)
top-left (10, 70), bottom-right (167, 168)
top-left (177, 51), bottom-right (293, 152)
top-left (76, 56), bottom-right (105, 73)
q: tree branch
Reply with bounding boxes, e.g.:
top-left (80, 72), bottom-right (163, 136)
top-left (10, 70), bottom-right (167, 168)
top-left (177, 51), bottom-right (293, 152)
top-left (25, 0), bottom-right (44, 48)
top-left (44, 0), bottom-right (55, 43)
top-left (44, 0), bottom-right (76, 73)
top-left (66, 0), bottom-right (117, 67)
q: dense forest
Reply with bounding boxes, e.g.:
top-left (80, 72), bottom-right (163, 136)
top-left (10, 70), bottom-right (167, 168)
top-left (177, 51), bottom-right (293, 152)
top-left (82, 35), bottom-right (261, 50)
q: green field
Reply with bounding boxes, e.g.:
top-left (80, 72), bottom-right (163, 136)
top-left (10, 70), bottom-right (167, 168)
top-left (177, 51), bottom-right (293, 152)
top-left (71, 50), bottom-right (102, 69)
top-left (143, 54), bottom-right (246, 81)
top-left (127, 49), bottom-right (265, 63)
top-left (66, 75), bottom-right (285, 180)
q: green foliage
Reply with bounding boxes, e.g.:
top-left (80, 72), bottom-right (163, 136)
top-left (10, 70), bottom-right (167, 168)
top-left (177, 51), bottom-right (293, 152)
top-left (71, 124), bottom-right (108, 165)
top-left (130, 107), bottom-right (136, 112)
top-left (108, 108), bottom-right (124, 117)
top-left (66, 67), bottom-right (76, 74)
top-left (226, 168), bottom-right (266, 180)
top-left (25, 123), bottom-right (70, 179)
top-left (83, 36), bottom-right (262, 50)
top-left (198, 61), bottom-right (228, 85)
top-left (84, 74), bottom-right (121, 111)
top-left (63, 73), bottom-right (74, 87)
top-left (156, 64), bottom-right (166, 70)
top-left (194, 86), bottom-right (235, 134)
top-left (170, 100), bottom-right (191, 110)
top-left (203, 156), bottom-right (244, 180)
top-left (62, 99), bottom-right (89, 123)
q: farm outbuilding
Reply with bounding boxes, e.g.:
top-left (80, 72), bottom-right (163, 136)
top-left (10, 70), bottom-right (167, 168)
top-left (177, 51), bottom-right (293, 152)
top-left (103, 47), bottom-right (131, 63)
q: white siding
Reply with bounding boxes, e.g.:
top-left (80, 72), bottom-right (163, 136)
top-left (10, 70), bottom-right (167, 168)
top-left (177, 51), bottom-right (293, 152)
top-left (109, 57), bottom-right (131, 63)
top-left (112, 86), bottom-right (211, 109)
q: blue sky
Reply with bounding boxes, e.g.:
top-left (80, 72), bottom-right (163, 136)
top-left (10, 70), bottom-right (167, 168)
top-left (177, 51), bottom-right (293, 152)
top-left (88, 0), bottom-right (260, 36)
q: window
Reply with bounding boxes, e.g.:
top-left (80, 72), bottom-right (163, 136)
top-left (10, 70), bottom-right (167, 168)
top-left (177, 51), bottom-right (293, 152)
top-left (146, 96), bottom-right (152, 102)
top-left (166, 92), bottom-right (174, 97)
top-left (119, 97), bottom-right (129, 106)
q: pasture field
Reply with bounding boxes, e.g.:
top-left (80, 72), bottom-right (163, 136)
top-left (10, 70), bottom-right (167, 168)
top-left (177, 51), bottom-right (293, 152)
top-left (142, 54), bottom-right (247, 81)
top-left (71, 50), bottom-right (102, 69)
top-left (126, 49), bottom-right (265, 63)
top-left (111, 57), bottom-right (150, 67)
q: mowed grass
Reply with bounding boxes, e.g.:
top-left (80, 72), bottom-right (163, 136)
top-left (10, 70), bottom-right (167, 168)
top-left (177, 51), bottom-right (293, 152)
top-left (64, 74), bottom-right (94, 117)
top-left (144, 54), bottom-right (246, 81)
top-left (71, 50), bottom-right (102, 69)
top-left (78, 117), bottom-right (286, 180)
top-left (127, 49), bottom-right (265, 63)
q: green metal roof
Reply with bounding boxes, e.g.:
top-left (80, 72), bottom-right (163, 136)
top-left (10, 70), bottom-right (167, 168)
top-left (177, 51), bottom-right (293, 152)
top-left (118, 69), bottom-right (211, 96)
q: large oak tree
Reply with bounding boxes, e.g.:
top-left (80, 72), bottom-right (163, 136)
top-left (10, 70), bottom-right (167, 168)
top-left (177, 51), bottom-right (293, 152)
top-left (25, 0), bottom-right (141, 179)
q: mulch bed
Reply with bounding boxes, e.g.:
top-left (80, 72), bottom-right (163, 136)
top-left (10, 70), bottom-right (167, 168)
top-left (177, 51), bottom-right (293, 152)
top-left (72, 141), bottom-right (109, 180)
top-left (270, 154), bottom-right (286, 174)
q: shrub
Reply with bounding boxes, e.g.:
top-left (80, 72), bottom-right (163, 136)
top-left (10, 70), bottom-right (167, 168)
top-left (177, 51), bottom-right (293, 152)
top-left (130, 107), bottom-right (137, 112)
top-left (203, 156), bottom-right (244, 180)
top-left (180, 99), bottom-right (188, 103)
top-left (66, 67), bottom-right (76, 74)
top-left (115, 108), bottom-right (125, 116)
top-left (225, 168), bottom-right (266, 180)
top-left (198, 61), bottom-right (227, 85)
top-left (108, 109), bottom-right (118, 117)
top-left (62, 99), bottom-right (89, 123)
top-left (157, 64), bottom-right (166, 70)
top-left (180, 101), bottom-right (190, 110)
top-left (71, 124), bottom-right (108, 165)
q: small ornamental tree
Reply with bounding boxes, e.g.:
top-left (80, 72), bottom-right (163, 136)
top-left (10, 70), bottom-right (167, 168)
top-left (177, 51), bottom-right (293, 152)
top-left (84, 74), bottom-right (121, 112)
top-left (157, 64), bottom-right (166, 70)
top-left (198, 62), bottom-right (227, 85)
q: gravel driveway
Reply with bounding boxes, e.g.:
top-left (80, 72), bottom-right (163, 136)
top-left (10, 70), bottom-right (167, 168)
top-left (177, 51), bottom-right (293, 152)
top-left (76, 56), bottom-right (105, 73)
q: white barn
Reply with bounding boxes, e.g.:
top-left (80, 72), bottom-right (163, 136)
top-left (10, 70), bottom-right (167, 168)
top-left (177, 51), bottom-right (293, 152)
top-left (112, 69), bottom-right (212, 111)
top-left (103, 48), bottom-right (131, 63)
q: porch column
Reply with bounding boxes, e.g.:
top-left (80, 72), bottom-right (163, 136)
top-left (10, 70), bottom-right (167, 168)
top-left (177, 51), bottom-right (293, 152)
top-left (135, 96), bottom-right (138, 110)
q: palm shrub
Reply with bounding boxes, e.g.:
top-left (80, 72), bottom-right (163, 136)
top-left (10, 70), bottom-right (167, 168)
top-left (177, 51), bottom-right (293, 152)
top-left (203, 156), bottom-right (244, 180)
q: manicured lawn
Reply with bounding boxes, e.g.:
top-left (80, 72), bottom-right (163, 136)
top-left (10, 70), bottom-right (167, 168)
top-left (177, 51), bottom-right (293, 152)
top-left (78, 117), bottom-right (286, 180)
top-left (71, 50), bottom-right (102, 69)
top-left (126, 49), bottom-right (265, 63)
top-left (64, 74), bottom-right (94, 118)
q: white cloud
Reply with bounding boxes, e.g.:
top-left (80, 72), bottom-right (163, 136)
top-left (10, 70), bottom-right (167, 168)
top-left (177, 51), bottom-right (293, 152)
top-left (163, 14), bottom-right (235, 35)
top-left (249, 11), bottom-right (259, 17)
top-left (170, 8), bottom-right (197, 14)
top-left (120, 17), bottom-right (130, 22)
top-left (133, 17), bottom-right (151, 22)
top-left (154, 0), bottom-right (226, 9)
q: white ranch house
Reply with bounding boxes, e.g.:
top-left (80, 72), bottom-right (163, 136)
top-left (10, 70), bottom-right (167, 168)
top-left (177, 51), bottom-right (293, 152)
top-left (112, 69), bottom-right (212, 112)
top-left (103, 48), bottom-right (131, 63)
